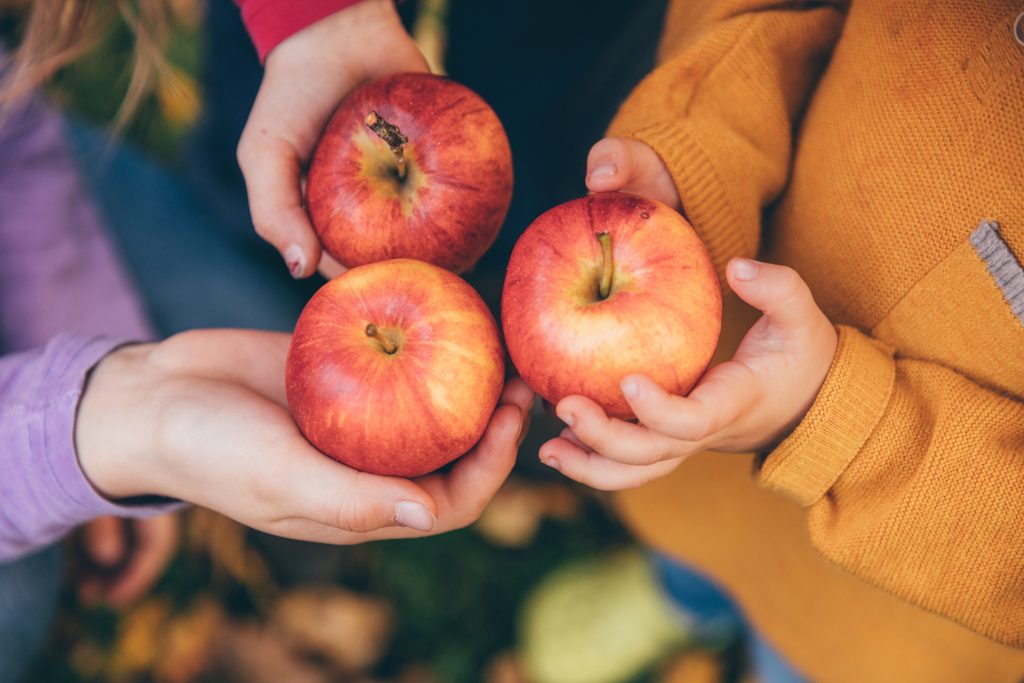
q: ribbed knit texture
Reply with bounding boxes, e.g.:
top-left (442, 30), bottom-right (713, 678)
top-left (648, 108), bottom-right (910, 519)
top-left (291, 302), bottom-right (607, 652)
top-left (610, 0), bottom-right (1024, 677)
top-left (759, 326), bottom-right (896, 506)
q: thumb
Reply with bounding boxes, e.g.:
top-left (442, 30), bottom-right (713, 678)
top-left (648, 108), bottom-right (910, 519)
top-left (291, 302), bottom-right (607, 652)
top-left (726, 258), bottom-right (822, 331)
top-left (585, 137), bottom-right (681, 210)
top-left (297, 459), bottom-right (440, 534)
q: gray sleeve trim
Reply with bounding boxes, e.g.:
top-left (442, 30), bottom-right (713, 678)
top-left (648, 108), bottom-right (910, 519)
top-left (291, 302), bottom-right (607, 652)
top-left (970, 220), bottom-right (1024, 326)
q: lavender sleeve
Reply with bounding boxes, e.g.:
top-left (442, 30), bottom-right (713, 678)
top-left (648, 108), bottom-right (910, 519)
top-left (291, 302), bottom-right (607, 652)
top-left (0, 70), bottom-right (182, 562)
top-left (0, 335), bottom-right (177, 561)
top-left (0, 79), bottom-right (151, 351)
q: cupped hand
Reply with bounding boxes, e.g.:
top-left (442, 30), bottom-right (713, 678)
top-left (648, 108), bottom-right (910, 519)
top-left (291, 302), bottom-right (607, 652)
top-left (76, 513), bottom-right (179, 608)
top-left (237, 0), bottom-right (428, 280)
top-left (76, 330), bottom-right (533, 544)
top-left (585, 137), bottom-right (681, 211)
top-left (540, 259), bottom-right (838, 490)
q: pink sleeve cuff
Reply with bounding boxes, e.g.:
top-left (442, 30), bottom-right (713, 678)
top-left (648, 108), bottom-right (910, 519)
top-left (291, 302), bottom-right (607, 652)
top-left (238, 0), bottom-right (365, 62)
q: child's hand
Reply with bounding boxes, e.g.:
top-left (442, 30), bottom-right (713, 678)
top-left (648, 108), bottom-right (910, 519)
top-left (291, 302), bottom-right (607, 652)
top-left (540, 259), bottom-right (838, 490)
top-left (76, 331), bottom-right (533, 543)
top-left (238, 0), bottom-right (428, 279)
top-left (585, 137), bottom-right (681, 210)
top-left (76, 513), bottom-right (179, 608)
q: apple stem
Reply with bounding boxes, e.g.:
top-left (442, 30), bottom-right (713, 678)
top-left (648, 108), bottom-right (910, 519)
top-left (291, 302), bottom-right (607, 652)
top-left (597, 231), bottom-right (613, 299)
top-left (365, 111), bottom-right (408, 180)
top-left (365, 323), bottom-right (398, 354)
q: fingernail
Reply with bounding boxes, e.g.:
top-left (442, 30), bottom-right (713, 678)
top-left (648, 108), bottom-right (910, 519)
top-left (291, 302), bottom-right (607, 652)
top-left (731, 258), bottom-right (759, 281)
top-left (284, 244), bottom-right (306, 279)
top-left (542, 457), bottom-right (561, 472)
top-left (394, 501), bottom-right (436, 532)
top-left (558, 410), bottom-right (575, 428)
top-left (621, 377), bottom-right (639, 399)
top-left (589, 163), bottom-right (617, 182)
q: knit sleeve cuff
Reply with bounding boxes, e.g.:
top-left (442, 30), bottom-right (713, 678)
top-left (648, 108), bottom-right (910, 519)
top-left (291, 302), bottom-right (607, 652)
top-left (606, 121), bottom-right (756, 285)
top-left (757, 326), bottom-right (897, 506)
top-left (240, 0), bottom-right (364, 63)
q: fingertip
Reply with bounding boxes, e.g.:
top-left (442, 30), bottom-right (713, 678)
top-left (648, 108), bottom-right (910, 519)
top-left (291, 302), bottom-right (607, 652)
top-left (556, 395), bottom-right (604, 424)
top-left (727, 257), bottom-right (760, 284)
top-left (458, 404), bottom-right (521, 472)
top-left (542, 436), bottom-right (587, 461)
top-left (271, 224), bottom-right (322, 279)
top-left (283, 243), bottom-right (308, 279)
top-left (394, 499), bottom-right (437, 532)
top-left (620, 374), bottom-right (641, 401)
top-left (586, 138), bottom-right (628, 190)
top-left (494, 403), bottom-right (524, 444)
top-left (288, 220), bottom-right (325, 279)
top-left (621, 373), bottom-right (665, 403)
top-left (500, 376), bottom-right (535, 413)
top-left (586, 137), bottom-right (625, 166)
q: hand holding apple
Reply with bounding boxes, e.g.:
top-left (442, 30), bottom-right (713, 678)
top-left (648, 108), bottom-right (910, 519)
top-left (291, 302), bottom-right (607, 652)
top-left (541, 258), bottom-right (838, 491)
top-left (287, 259), bottom-right (507, 477)
top-left (305, 73), bottom-right (513, 274)
top-left (238, 0), bottom-right (429, 279)
top-left (75, 329), bottom-right (533, 542)
top-left (502, 192), bottom-right (722, 420)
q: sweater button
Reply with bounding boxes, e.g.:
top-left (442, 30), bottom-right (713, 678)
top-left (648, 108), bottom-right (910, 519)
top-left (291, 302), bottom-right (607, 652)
top-left (1015, 12), bottom-right (1024, 47)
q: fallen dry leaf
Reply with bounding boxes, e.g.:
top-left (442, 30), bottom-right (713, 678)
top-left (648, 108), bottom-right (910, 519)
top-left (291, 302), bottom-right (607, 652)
top-left (153, 597), bottom-right (225, 683)
top-left (476, 478), bottom-right (582, 548)
top-left (272, 586), bottom-right (393, 673)
top-left (486, 651), bottom-right (531, 683)
top-left (539, 483), bottom-right (582, 521)
top-left (69, 640), bottom-right (106, 680)
top-left (186, 509), bottom-right (276, 604)
top-left (214, 621), bottom-right (331, 683)
top-left (107, 598), bottom-right (172, 682)
top-left (660, 650), bottom-right (723, 683)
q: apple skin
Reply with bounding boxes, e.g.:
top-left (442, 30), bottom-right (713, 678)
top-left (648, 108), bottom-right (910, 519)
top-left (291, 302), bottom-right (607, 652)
top-left (501, 192), bottom-right (722, 420)
top-left (305, 73), bottom-right (513, 274)
top-left (286, 259), bottom-right (505, 478)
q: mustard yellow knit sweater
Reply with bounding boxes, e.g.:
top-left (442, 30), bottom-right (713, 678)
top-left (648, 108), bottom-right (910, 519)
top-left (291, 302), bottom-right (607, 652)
top-left (608, 1), bottom-right (1024, 680)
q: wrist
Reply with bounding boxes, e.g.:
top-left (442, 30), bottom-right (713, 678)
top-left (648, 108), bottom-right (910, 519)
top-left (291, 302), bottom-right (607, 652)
top-left (264, 0), bottom-right (400, 69)
top-left (75, 343), bottom-right (161, 501)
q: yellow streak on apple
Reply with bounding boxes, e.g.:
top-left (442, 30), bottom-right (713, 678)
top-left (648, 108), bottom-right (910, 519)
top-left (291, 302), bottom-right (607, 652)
top-left (353, 130), bottom-right (427, 217)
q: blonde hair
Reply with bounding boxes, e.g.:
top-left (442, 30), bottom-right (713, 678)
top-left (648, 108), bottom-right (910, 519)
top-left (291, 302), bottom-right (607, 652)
top-left (0, 0), bottom-right (169, 125)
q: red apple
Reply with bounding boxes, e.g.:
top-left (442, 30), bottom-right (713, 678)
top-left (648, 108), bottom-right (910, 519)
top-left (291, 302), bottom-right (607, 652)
top-left (286, 258), bottom-right (505, 477)
top-left (501, 192), bottom-right (722, 420)
top-left (305, 73), bottom-right (513, 274)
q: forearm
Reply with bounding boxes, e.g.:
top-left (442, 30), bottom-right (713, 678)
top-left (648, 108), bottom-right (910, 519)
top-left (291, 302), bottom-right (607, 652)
top-left (760, 325), bottom-right (1024, 646)
top-left (0, 337), bottom-right (177, 563)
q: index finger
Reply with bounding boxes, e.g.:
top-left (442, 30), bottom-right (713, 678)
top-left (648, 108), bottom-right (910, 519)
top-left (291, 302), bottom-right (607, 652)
top-left (237, 132), bottom-right (323, 278)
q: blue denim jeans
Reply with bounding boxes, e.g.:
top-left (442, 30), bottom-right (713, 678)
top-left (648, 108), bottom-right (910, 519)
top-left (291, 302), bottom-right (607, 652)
top-left (652, 553), bottom-right (807, 683)
top-left (0, 545), bottom-right (62, 683)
